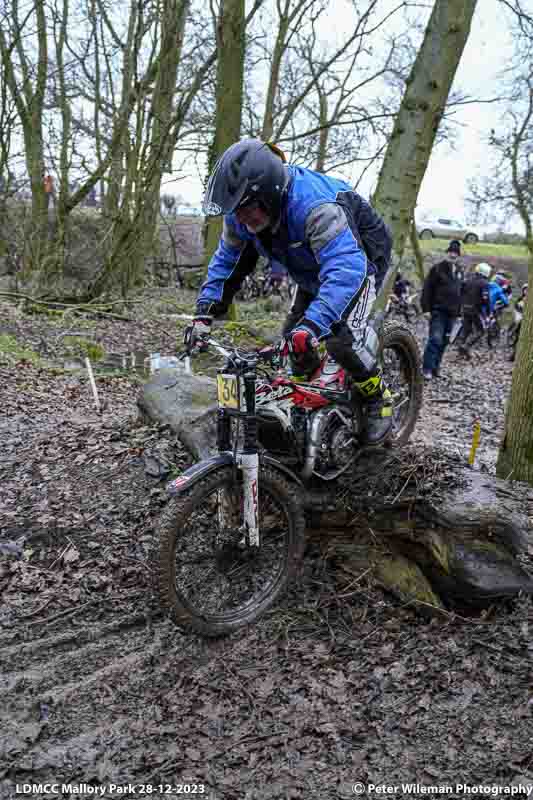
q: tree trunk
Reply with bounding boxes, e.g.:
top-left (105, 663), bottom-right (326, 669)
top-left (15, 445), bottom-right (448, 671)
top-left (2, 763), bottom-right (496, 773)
top-left (409, 217), bottom-right (426, 284)
top-left (314, 88), bottom-right (328, 172)
top-left (204, 0), bottom-right (246, 269)
top-left (306, 446), bottom-right (533, 610)
top-left (123, 0), bottom-right (190, 293)
top-left (496, 249), bottom-right (533, 482)
top-left (373, 0), bottom-right (478, 259)
top-left (496, 83), bottom-right (533, 485)
top-left (261, 5), bottom-right (290, 142)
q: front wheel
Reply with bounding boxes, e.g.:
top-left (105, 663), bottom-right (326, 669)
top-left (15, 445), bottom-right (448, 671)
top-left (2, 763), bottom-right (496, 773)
top-left (154, 465), bottom-right (306, 637)
top-left (379, 322), bottom-right (423, 445)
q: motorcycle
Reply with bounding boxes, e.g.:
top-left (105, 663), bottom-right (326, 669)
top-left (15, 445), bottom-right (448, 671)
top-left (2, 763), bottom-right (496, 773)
top-left (154, 318), bottom-right (422, 636)
top-left (506, 303), bottom-right (523, 351)
top-left (386, 291), bottom-right (421, 323)
top-left (487, 300), bottom-right (506, 348)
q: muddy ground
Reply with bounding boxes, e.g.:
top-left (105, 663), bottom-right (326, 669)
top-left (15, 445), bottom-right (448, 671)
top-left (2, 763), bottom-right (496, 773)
top-left (0, 294), bottom-right (532, 800)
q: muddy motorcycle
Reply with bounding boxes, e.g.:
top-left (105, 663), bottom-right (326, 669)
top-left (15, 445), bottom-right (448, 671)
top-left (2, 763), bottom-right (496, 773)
top-left (154, 320), bottom-right (423, 636)
top-left (386, 291), bottom-right (421, 324)
top-left (506, 304), bottom-right (523, 351)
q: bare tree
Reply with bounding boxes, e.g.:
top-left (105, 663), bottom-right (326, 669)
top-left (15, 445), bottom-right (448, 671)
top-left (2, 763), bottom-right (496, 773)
top-left (372, 0), bottom-right (478, 258)
top-left (0, 0), bottom-right (50, 271)
top-left (204, 0), bottom-right (247, 266)
top-left (480, 0), bottom-right (533, 483)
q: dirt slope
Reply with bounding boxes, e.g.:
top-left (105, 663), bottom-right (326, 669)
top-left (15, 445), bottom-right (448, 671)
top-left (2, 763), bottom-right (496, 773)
top-left (1, 300), bottom-right (532, 800)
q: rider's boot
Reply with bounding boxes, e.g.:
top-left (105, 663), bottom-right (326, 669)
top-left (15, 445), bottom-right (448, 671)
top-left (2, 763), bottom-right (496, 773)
top-left (353, 373), bottom-right (393, 446)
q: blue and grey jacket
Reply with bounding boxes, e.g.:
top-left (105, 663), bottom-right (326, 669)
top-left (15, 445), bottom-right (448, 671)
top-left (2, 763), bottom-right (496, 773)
top-left (488, 282), bottom-right (509, 313)
top-left (197, 165), bottom-right (392, 338)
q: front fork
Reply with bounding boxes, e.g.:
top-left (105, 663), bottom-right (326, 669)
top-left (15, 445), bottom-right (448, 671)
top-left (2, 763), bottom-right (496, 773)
top-left (215, 453), bottom-right (259, 546)
top-left (216, 373), bottom-right (260, 546)
top-left (236, 452), bottom-right (259, 546)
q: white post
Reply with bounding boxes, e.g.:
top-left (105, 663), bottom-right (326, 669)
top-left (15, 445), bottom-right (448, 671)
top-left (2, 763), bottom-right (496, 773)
top-left (85, 357), bottom-right (102, 413)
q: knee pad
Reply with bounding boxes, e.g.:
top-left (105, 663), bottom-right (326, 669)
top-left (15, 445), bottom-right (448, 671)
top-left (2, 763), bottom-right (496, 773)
top-left (326, 325), bottom-right (378, 379)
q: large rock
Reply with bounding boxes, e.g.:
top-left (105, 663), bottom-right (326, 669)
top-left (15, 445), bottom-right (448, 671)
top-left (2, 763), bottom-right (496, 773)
top-left (137, 368), bottom-right (217, 460)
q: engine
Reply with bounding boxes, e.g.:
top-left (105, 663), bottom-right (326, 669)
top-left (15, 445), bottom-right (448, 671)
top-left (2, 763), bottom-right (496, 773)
top-left (311, 408), bottom-right (355, 480)
top-left (256, 406), bottom-right (301, 463)
top-left (257, 403), bottom-right (355, 481)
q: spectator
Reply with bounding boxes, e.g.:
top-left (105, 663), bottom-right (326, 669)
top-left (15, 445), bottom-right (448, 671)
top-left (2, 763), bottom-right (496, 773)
top-left (458, 262), bottom-right (490, 358)
top-left (447, 239), bottom-right (465, 283)
top-left (420, 241), bottom-right (463, 380)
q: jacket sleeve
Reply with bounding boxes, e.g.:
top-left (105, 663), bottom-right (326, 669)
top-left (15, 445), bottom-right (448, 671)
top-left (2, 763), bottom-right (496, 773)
top-left (295, 203), bottom-right (368, 338)
top-left (480, 279), bottom-right (489, 313)
top-left (196, 218), bottom-right (256, 316)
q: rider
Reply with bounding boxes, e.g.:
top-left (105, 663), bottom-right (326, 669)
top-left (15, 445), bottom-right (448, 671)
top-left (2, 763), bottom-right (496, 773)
top-left (185, 138), bottom-right (394, 446)
top-left (488, 272), bottom-right (510, 315)
top-left (393, 272), bottom-right (410, 301)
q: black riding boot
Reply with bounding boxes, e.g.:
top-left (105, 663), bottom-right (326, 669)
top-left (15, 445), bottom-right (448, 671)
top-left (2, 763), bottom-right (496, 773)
top-left (353, 373), bottom-right (393, 446)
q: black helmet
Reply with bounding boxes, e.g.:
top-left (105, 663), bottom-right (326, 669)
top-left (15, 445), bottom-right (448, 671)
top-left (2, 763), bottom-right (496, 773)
top-left (447, 239), bottom-right (461, 255)
top-left (203, 138), bottom-right (288, 223)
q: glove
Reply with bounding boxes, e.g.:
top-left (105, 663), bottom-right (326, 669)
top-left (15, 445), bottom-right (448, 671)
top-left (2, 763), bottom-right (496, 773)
top-left (184, 315), bottom-right (212, 351)
top-left (287, 327), bottom-right (321, 378)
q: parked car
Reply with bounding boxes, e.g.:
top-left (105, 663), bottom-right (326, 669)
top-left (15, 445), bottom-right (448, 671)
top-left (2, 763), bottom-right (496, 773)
top-left (416, 216), bottom-right (479, 244)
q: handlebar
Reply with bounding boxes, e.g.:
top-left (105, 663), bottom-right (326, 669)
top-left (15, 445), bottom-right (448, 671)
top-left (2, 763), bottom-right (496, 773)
top-left (180, 334), bottom-right (285, 368)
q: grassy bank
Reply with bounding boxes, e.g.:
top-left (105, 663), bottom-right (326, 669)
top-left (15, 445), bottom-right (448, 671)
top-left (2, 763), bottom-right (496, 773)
top-left (412, 237), bottom-right (528, 260)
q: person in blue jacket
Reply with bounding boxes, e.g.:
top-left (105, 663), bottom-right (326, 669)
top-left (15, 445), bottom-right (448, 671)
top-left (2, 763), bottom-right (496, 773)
top-left (487, 272), bottom-right (510, 314)
top-left (185, 138), bottom-right (394, 446)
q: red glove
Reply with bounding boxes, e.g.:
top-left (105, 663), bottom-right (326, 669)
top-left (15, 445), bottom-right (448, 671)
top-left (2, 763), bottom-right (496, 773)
top-left (287, 327), bottom-right (321, 377)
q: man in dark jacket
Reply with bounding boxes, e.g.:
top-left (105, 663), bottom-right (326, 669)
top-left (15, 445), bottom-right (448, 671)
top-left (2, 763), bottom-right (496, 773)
top-left (458, 263), bottom-right (491, 358)
top-left (421, 241), bottom-right (463, 379)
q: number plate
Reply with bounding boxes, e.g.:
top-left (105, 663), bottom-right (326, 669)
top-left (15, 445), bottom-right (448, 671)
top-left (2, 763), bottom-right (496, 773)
top-left (217, 374), bottom-right (240, 409)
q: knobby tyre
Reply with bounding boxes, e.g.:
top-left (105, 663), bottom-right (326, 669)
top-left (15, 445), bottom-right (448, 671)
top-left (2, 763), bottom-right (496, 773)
top-left (155, 465), bottom-right (306, 636)
top-left (506, 323), bottom-right (519, 350)
top-left (379, 321), bottom-right (423, 445)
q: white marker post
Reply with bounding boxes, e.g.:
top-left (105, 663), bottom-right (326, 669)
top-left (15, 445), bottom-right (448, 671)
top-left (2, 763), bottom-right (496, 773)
top-left (85, 357), bottom-right (102, 413)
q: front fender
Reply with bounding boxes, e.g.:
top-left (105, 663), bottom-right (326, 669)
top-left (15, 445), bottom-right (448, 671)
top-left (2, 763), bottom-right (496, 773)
top-left (166, 453), bottom-right (234, 496)
top-left (166, 452), bottom-right (304, 497)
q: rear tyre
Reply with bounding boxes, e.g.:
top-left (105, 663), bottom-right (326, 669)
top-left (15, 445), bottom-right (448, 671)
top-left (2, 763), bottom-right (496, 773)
top-left (155, 465), bottom-right (306, 637)
top-left (506, 323), bottom-right (520, 349)
top-left (464, 233), bottom-right (478, 244)
top-left (379, 322), bottom-right (423, 445)
top-left (419, 229), bottom-right (433, 240)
